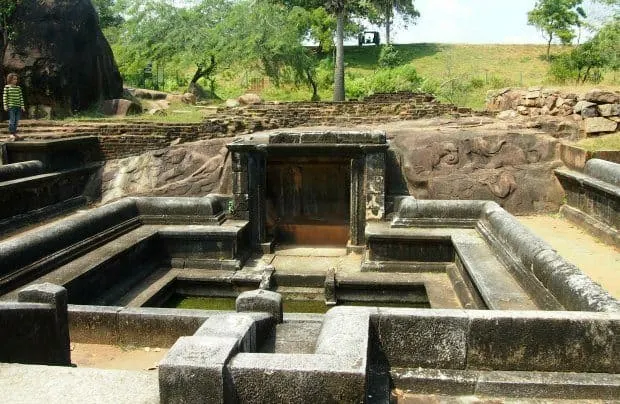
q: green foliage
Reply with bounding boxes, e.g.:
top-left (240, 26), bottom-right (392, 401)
top-left (378, 44), bottom-right (402, 68)
top-left (549, 18), bottom-right (619, 83)
top-left (364, 0), bottom-right (420, 44)
top-left (91, 0), bottom-right (123, 29)
top-left (527, 0), bottom-right (586, 60)
top-left (344, 64), bottom-right (422, 99)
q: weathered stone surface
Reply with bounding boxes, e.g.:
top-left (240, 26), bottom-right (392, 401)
top-left (375, 310), bottom-right (469, 369)
top-left (6, 0), bottom-right (122, 116)
top-left (598, 103), bottom-right (620, 117)
top-left (584, 89), bottom-right (620, 104)
top-left (584, 117), bottom-right (618, 134)
top-left (236, 289), bottom-right (283, 323)
top-left (159, 336), bottom-right (238, 404)
top-left (181, 93), bottom-right (196, 105)
top-left (580, 106), bottom-right (599, 118)
top-left (100, 138), bottom-right (233, 202)
top-left (238, 93), bottom-right (262, 105)
top-left (389, 130), bottom-right (565, 214)
top-left (101, 99), bottom-right (142, 116)
top-left (574, 100), bottom-right (597, 113)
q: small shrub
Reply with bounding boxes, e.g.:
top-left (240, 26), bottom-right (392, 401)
top-left (469, 77), bottom-right (485, 89)
top-left (378, 45), bottom-right (402, 68)
top-left (420, 78), bottom-right (440, 95)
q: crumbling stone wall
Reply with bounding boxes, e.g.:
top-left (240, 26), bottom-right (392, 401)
top-left (486, 88), bottom-right (619, 136)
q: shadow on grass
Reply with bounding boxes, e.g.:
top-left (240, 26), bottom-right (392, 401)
top-left (343, 43), bottom-right (444, 69)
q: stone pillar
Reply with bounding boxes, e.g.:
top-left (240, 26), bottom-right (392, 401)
top-left (231, 151), bottom-right (249, 221)
top-left (17, 283), bottom-right (71, 366)
top-left (365, 152), bottom-right (386, 221)
top-left (247, 152), bottom-right (267, 250)
top-left (349, 157), bottom-right (365, 246)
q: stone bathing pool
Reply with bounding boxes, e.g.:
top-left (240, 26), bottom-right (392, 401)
top-left (0, 130), bottom-right (618, 403)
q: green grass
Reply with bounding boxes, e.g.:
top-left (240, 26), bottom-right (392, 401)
top-left (576, 133), bottom-right (620, 151)
top-left (225, 43), bottom-right (619, 110)
top-left (80, 43), bottom-right (619, 121)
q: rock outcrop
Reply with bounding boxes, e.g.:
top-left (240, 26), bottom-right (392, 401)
top-left (486, 88), bottom-right (619, 137)
top-left (4, 0), bottom-right (123, 117)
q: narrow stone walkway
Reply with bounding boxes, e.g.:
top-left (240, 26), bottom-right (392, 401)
top-left (517, 215), bottom-right (620, 300)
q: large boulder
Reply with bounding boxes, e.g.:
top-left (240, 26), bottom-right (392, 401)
top-left (4, 0), bottom-right (123, 117)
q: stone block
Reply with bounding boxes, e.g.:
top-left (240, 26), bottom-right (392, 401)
top-left (581, 106), bottom-right (599, 118)
top-left (194, 313), bottom-right (269, 352)
top-left (573, 100), bottom-right (596, 113)
top-left (466, 311), bottom-right (617, 373)
top-left (68, 305), bottom-right (120, 345)
top-left (584, 117), bottom-right (618, 134)
top-left (476, 370), bottom-right (620, 400)
top-left (236, 289), bottom-right (283, 323)
top-left (373, 309), bottom-right (469, 369)
top-left (391, 368), bottom-right (477, 395)
top-left (229, 354), bottom-right (366, 403)
top-left (101, 99), bottom-right (142, 116)
top-left (118, 307), bottom-right (208, 347)
top-left (584, 89), bottom-right (620, 104)
top-left (598, 103), bottom-right (620, 117)
top-left (269, 132), bottom-right (300, 144)
top-left (159, 336), bottom-right (238, 404)
top-left (17, 283), bottom-right (71, 366)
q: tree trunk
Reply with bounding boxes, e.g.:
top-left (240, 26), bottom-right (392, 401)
top-left (333, 9), bottom-right (345, 102)
top-left (306, 69), bottom-right (319, 101)
top-left (546, 35), bottom-right (553, 62)
top-left (385, 5), bottom-right (391, 45)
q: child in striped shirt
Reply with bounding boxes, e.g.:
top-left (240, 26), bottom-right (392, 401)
top-left (3, 73), bottom-right (25, 141)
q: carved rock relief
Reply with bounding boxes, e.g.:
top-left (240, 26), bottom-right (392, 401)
top-left (100, 138), bottom-right (233, 203)
top-left (392, 131), bottom-right (565, 214)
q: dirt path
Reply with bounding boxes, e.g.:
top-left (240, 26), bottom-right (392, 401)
top-left (517, 215), bottom-right (620, 299)
top-left (71, 343), bottom-right (168, 371)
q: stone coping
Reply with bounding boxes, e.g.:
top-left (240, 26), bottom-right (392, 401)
top-left (228, 129), bottom-right (387, 147)
top-left (0, 196), bottom-right (240, 294)
top-left (555, 167), bottom-right (620, 197)
top-left (584, 158), bottom-right (620, 186)
top-left (388, 198), bottom-right (619, 312)
top-left (153, 304), bottom-right (618, 402)
top-left (0, 160), bottom-right (44, 182)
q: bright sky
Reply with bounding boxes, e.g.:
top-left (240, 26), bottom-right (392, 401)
top-left (354, 0), bottom-right (607, 45)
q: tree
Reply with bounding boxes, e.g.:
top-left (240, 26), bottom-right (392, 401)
top-left (217, 1), bottom-right (320, 99)
top-left (0, 0), bottom-right (20, 86)
top-left (91, 0), bottom-right (124, 30)
top-left (367, 0), bottom-right (420, 45)
top-left (527, 0), bottom-right (586, 61)
top-left (549, 17), bottom-right (619, 83)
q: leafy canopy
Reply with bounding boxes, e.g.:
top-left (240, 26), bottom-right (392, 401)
top-left (528, 0), bottom-right (586, 60)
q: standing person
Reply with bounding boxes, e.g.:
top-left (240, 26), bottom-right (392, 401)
top-left (3, 73), bottom-right (25, 141)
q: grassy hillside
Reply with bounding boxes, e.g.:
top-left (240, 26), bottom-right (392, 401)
top-left (227, 43), bottom-right (619, 110)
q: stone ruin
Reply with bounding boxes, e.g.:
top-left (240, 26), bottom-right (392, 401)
top-left (0, 120), bottom-right (618, 402)
top-left (487, 88), bottom-right (620, 137)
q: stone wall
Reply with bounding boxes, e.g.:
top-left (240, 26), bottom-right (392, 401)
top-left (486, 88), bottom-right (619, 136)
top-left (0, 284), bottom-right (71, 366)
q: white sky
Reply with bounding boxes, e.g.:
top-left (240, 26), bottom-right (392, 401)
top-left (352, 0), bottom-right (609, 45)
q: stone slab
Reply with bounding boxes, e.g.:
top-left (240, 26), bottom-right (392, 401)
top-left (466, 310), bottom-right (618, 373)
top-left (0, 363), bottom-right (159, 404)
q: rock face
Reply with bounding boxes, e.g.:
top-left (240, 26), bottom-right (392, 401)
top-left (5, 0), bottom-right (123, 116)
top-left (389, 129), bottom-right (565, 214)
top-left (100, 138), bottom-right (233, 203)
